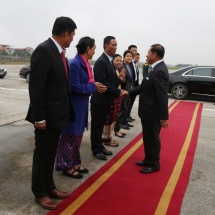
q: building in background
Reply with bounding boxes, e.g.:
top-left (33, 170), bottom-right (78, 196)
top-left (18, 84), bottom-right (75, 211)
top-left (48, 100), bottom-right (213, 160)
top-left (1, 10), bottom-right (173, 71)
top-left (0, 44), bottom-right (33, 62)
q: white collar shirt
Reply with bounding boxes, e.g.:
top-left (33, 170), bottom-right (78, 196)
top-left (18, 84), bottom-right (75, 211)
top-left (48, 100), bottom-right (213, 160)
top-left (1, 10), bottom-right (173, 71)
top-left (104, 52), bottom-right (113, 63)
top-left (151, 59), bottom-right (163, 69)
top-left (50, 36), bottom-right (63, 54)
top-left (132, 59), bottom-right (137, 81)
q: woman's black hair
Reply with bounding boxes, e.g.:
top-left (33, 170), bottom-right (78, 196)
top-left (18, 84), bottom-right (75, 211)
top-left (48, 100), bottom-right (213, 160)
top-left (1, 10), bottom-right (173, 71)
top-left (76, 36), bottom-right (95, 54)
top-left (123, 50), bottom-right (133, 58)
top-left (112, 54), bottom-right (122, 60)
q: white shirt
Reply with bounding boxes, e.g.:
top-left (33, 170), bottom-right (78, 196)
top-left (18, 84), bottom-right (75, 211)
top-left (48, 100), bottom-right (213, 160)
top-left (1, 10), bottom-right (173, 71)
top-left (132, 59), bottom-right (137, 81)
top-left (104, 52), bottom-right (113, 62)
top-left (151, 59), bottom-right (163, 69)
top-left (50, 36), bottom-right (63, 54)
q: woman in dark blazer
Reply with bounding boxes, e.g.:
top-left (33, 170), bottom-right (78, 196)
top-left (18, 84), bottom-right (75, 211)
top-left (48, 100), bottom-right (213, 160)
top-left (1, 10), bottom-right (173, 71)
top-left (55, 37), bottom-right (106, 179)
top-left (119, 50), bottom-right (134, 130)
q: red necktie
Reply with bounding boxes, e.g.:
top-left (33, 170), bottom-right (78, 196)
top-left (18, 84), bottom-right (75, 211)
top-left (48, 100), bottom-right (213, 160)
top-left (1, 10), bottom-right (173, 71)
top-left (61, 50), bottom-right (68, 79)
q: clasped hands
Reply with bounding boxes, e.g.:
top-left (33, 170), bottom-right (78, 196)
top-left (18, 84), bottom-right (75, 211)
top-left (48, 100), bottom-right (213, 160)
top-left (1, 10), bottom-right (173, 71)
top-left (119, 68), bottom-right (126, 82)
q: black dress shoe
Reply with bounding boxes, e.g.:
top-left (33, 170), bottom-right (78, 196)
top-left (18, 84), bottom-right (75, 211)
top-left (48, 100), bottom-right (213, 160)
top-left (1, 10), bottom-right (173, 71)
top-left (127, 122), bottom-right (134, 127)
top-left (140, 167), bottom-right (159, 174)
top-left (136, 161), bottom-right (148, 166)
top-left (93, 152), bottom-right (107, 160)
top-left (127, 118), bottom-right (133, 122)
top-left (101, 148), bottom-right (113, 155)
top-left (128, 116), bottom-right (135, 121)
top-left (121, 125), bottom-right (130, 130)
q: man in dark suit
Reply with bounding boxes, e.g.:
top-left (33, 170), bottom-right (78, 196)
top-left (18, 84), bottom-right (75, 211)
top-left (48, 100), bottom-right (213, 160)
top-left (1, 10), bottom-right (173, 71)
top-left (127, 45), bottom-right (139, 123)
top-left (129, 44), bottom-right (169, 173)
top-left (90, 36), bottom-right (126, 160)
top-left (26, 17), bottom-right (77, 210)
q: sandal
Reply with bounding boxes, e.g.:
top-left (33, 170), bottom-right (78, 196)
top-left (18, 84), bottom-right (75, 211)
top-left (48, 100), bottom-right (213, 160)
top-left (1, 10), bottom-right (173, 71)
top-left (63, 170), bottom-right (83, 179)
top-left (76, 166), bottom-right (89, 174)
top-left (115, 132), bottom-right (124, 138)
top-left (104, 140), bottom-right (119, 147)
top-left (119, 130), bottom-right (126, 135)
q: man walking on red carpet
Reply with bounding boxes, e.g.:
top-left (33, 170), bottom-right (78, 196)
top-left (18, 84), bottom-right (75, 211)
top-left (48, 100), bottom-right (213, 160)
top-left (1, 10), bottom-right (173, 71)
top-left (129, 44), bottom-right (169, 173)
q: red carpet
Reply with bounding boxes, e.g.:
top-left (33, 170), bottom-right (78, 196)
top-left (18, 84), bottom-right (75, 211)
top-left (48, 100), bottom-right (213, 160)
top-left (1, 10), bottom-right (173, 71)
top-left (47, 101), bottom-right (203, 215)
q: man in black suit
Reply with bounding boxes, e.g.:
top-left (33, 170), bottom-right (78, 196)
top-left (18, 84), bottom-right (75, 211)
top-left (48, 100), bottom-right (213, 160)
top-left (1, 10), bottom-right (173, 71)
top-left (90, 36), bottom-right (126, 160)
top-left (26, 17), bottom-right (77, 210)
top-left (127, 45), bottom-right (139, 123)
top-left (129, 44), bottom-right (169, 173)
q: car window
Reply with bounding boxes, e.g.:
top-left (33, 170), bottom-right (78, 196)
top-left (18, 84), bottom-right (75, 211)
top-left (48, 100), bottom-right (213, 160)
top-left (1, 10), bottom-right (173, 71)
top-left (185, 70), bottom-right (193, 75)
top-left (185, 68), bottom-right (213, 77)
top-left (192, 68), bottom-right (212, 77)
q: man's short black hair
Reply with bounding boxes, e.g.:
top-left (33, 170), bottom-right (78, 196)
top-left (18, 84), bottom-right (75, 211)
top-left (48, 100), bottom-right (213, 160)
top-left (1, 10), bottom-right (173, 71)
top-left (150, 44), bottom-right (165, 58)
top-left (52, 16), bottom-right (77, 36)
top-left (128, 45), bottom-right (137, 50)
top-left (103, 36), bottom-right (115, 49)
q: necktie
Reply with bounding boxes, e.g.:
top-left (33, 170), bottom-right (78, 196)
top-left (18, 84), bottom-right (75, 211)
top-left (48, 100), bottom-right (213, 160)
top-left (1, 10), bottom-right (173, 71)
top-left (61, 50), bottom-right (68, 79)
top-left (127, 65), bottom-right (133, 79)
top-left (135, 64), bottom-right (139, 74)
top-left (148, 65), bottom-right (153, 73)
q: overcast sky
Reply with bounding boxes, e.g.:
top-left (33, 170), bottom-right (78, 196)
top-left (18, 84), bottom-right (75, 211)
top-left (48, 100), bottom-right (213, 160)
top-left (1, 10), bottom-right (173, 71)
top-left (1, 0), bottom-right (215, 65)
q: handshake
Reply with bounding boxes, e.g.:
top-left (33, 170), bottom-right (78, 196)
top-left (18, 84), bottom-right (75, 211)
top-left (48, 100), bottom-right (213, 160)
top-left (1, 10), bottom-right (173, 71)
top-left (120, 90), bottom-right (129, 98)
top-left (95, 82), bottom-right (129, 98)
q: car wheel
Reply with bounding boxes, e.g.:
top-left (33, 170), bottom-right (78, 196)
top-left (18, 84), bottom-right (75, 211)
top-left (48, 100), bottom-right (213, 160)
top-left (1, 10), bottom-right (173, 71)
top-left (26, 73), bottom-right (30, 83)
top-left (171, 83), bottom-right (188, 100)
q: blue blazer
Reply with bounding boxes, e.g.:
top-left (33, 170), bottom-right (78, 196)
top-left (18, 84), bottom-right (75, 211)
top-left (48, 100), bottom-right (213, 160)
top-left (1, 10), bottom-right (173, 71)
top-left (62, 54), bottom-right (96, 135)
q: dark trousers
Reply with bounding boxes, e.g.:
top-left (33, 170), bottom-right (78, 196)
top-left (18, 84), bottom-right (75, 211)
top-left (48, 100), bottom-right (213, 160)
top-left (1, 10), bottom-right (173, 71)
top-left (127, 95), bottom-right (136, 118)
top-left (114, 111), bottom-right (122, 132)
top-left (141, 119), bottom-right (161, 169)
top-left (121, 97), bottom-right (130, 125)
top-left (90, 104), bottom-right (110, 154)
top-left (32, 128), bottom-right (61, 198)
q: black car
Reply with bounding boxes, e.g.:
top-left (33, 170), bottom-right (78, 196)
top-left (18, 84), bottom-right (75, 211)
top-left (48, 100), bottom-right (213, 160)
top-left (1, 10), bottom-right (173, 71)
top-left (19, 65), bottom-right (30, 82)
top-left (168, 66), bottom-right (215, 99)
top-left (0, 67), bottom-right (7, 78)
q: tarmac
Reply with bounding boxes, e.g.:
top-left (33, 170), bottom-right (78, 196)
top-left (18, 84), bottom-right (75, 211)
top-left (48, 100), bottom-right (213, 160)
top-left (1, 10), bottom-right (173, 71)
top-left (0, 66), bottom-right (215, 214)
